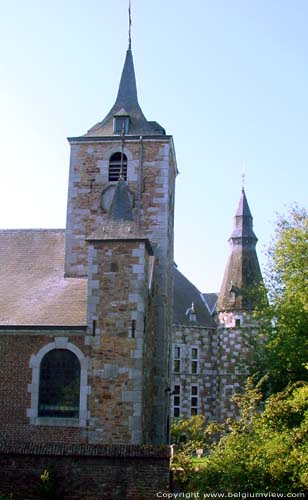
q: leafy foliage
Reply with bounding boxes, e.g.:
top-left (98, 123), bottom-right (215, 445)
top-left (171, 379), bottom-right (308, 493)
top-left (171, 206), bottom-right (308, 493)
top-left (253, 206), bottom-right (308, 393)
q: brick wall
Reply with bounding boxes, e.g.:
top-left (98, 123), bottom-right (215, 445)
top-left (0, 442), bottom-right (170, 500)
top-left (0, 330), bottom-right (89, 443)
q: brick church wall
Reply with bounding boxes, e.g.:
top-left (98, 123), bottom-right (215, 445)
top-left (0, 329), bottom-right (89, 443)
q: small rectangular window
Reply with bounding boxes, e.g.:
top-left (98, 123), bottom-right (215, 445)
top-left (173, 346), bottom-right (181, 373)
top-left (173, 384), bottom-right (181, 418)
top-left (191, 347), bottom-right (199, 374)
top-left (191, 385), bottom-right (198, 416)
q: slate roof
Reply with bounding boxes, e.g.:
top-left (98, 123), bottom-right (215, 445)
top-left (0, 230), bottom-right (213, 328)
top-left (217, 189), bottom-right (262, 312)
top-left (173, 267), bottom-right (216, 327)
top-left (0, 230), bottom-right (87, 326)
top-left (231, 188), bottom-right (258, 240)
top-left (202, 293), bottom-right (218, 315)
top-left (85, 49), bottom-right (165, 137)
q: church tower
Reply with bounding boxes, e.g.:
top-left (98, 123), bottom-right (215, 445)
top-left (64, 41), bottom-right (177, 444)
top-left (217, 188), bottom-right (262, 327)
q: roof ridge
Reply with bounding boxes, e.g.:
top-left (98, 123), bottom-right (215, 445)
top-left (0, 228), bottom-right (65, 233)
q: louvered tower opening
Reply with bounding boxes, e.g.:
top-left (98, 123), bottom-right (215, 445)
top-left (108, 152), bottom-right (128, 181)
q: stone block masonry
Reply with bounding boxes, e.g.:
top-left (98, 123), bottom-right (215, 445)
top-left (86, 238), bottom-right (154, 444)
top-left (65, 135), bottom-right (177, 444)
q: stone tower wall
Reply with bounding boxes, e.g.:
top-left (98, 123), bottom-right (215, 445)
top-left (85, 239), bottom-right (153, 444)
top-left (216, 316), bottom-right (258, 421)
top-left (171, 320), bottom-right (258, 423)
top-left (65, 136), bottom-right (177, 444)
top-left (171, 325), bottom-right (218, 421)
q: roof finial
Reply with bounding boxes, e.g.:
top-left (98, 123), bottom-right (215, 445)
top-left (128, 0), bottom-right (132, 50)
top-left (242, 162), bottom-right (246, 191)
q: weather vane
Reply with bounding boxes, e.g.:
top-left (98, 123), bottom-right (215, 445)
top-left (128, 0), bottom-right (132, 49)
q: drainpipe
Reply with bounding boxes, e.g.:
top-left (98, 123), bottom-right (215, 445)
top-left (138, 136), bottom-right (143, 226)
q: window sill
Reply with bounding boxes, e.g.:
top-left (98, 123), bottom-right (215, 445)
top-left (29, 417), bottom-right (86, 427)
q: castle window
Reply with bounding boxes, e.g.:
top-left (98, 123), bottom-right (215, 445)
top-left (110, 262), bottom-right (118, 272)
top-left (38, 349), bottom-right (80, 418)
top-left (173, 346), bottom-right (181, 373)
top-left (191, 385), bottom-right (199, 416)
top-left (191, 347), bottom-right (199, 374)
top-left (235, 318), bottom-right (241, 327)
top-left (173, 385), bottom-right (181, 418)
top-left (109, 152), bottom-right (127, 181)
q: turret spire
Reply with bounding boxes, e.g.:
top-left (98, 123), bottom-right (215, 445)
top-left (217, 189), bottom-right (262, 312)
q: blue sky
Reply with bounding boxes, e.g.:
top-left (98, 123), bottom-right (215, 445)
top-left (1, 0), bottom-right (307, 291)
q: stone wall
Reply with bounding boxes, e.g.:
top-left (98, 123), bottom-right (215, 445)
top-left (216, 313), bottom-right (258, 421)
top-left (86, 238), bottom-right (153, 444)
top-left (0, 442), bottom-right (170, 500)
top-left (171, 325), bottom-right (217, 421)
top-left (171, 320), bottom-right (257, 423)
top-left (65, 136), bottom-right (177, 444)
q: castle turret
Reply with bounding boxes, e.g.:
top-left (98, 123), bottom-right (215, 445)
top-left (217, 188), bottom-right (262, 326)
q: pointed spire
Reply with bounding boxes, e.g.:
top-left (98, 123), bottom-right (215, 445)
top-left (231, 188), bottom-right (257, 240)
top-left (235, 188), bottom-right (252, 218)
top-left (217, 189), bottom-right (262, 312)
top-left (85, 7), bottom-right (166, 137)
top-left (115, 49), bottom-right (138, 111)
top-left (109, 179), bottom-right (133, 221)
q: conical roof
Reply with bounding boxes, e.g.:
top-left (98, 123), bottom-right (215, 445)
top-left (235, 188), bottom-right (252, 217)
top-left (85, 49), bottom-right (165, 137)
top-left (217, 189), bottom-right (262, 312)
top-left (115, 49), bottom-right (138, 108)
top-left (230, 189), bottom-right (257, 240)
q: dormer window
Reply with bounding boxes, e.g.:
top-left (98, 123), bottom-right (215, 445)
top-left (114, 116), bottom-right (129, 134)
top-left (113, 108), bottom-right (130, 134)
top-left (185, 302), bottom-right (197, 323)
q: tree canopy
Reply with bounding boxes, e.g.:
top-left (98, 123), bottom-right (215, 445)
top-left (171, 379), bottom-right (308, 493)
top-left (253, 206), bottom-right (308, 393)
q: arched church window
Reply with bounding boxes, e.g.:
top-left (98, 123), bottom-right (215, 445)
top-left (38, 349), bottom-right (80, 418)
top-left (108, 152), bottom-right (127, 181)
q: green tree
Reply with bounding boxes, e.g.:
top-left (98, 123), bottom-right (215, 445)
top-left (171, 379), bottom-right (308, 494)
top-left (254, 206), bottom-right (308, 393)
